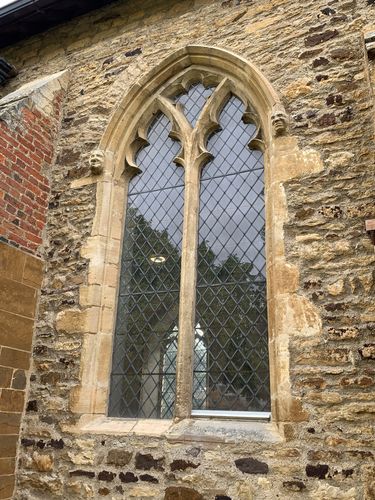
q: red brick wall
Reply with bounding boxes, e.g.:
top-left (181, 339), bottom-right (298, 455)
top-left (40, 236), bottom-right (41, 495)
top-left (0, 98), bottom-right (63, 255)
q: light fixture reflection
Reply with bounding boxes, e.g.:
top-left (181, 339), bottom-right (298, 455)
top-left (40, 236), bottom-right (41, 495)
top-left (149, 255), bottom-right (166, 264)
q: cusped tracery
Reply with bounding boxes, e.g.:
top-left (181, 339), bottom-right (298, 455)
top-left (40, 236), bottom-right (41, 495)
top-left (124, 75), bottom-right (264, 176)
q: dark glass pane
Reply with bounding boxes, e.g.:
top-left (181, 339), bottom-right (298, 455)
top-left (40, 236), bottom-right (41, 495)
top-left (175, 83), bottom-right (215, 126)
top-left (193, 95), bottom-right (270, 413)
top-left (109, 113), bottom-right (183, 418)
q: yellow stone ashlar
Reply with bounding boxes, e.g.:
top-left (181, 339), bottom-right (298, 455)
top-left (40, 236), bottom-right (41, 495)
top-left (67, 45), bottom-right (324, 434)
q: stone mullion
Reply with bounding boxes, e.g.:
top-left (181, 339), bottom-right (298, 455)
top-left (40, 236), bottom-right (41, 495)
top-left (174, 157), bottom-right (201, 421)
top-left (173, 87), bottom-right (232, 420)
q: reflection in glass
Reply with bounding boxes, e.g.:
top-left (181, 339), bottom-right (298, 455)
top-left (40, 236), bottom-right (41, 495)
top-left (193, 95), bottom-right (270, 413)
top-left (161, 324), bottom-right (207, 418)
top-left (109, 114), bottom-right (183, 418)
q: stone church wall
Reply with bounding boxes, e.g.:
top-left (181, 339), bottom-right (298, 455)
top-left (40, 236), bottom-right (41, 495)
top-left (0, 0), bottom-right (374, 498)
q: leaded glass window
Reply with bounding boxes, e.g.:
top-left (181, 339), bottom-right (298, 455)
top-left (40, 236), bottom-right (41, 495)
top-left (109, 114), bottom-right (183, 418)
top-left (194, 96), bottom-right (269, 413)
top-left (109, 79), bottom-right (270, 419)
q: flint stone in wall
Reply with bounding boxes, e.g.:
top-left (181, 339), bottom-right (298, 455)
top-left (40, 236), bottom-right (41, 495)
top-left (235, 457), bottom-right (269, 474)
top-left (305, 29), bottom-right (339, 47)
top-left (306, 464), bottom-right (329, 479)
top-left (119, 471), bottom-right (138, 483)
top-left (69, 470), bottom-right (95, 478)
top-left (140, 473), bottom-right (158, 483)
top-left (98, 470), bottom-right (116, 481)
top-left (170, 459), bottom-right (200, 471)
top-left (135, 453), bottom-right (164, 471)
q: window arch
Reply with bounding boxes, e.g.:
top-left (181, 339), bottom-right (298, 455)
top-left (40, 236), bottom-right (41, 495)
top-left (108, 76), bottom-right (270, 420)
top-left (69, 46), bottom-right (302, 429)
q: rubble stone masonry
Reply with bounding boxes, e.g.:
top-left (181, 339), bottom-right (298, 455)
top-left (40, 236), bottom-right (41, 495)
top-left (0, 0), bottom-right (374, 498)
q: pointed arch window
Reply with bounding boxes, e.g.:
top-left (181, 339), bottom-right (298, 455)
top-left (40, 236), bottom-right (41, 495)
top-left (109, 76), bottom-right (270, 420)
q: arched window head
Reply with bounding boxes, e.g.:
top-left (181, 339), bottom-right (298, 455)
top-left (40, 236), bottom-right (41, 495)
top-left (109, 73), bottom-right (270, 420)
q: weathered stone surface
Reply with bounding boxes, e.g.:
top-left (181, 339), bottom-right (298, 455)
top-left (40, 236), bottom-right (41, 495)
top-left (164, 486), bottom-right (204, 500)
top-left (283, 480), bottom-right (306, 491)
top-left (359, 344), bottom-right (375, 360)
top-left (0, 347), bottom-right (30, 370)
top-left (0, 435), bottom-right (17, 457)
top-left (32, 452), bottom-right (53, 472)
top-left (107, 449), bottom-right (132, 466)
top-left (0, 475), bottom-right (15, 499)
top-left (0, 389), bottom-right (25, 412)
top-left (0, 309), bottom-right (34, 351)
top-left (313, 484), bottom-right (357, 499)
top-left (0, 366), bottom-right (12, 388)
top-left (11, 370), bottom-right (26, 390)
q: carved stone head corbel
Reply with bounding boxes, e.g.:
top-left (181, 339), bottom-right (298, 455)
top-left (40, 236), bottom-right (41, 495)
top-left (89, 149), bottom-right (105, 175)
top-left (271, 103), bottom-right (288, 137)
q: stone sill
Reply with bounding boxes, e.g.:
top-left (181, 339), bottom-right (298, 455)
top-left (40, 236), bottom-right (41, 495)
top-left (68, 415), bottom-right (283, 444)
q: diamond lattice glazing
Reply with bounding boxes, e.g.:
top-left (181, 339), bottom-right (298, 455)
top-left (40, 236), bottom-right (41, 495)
top-left (109, 113), bottom-right (183, 418)
top-left (175, 83), bottom-right (215, 126)
top-left (193, 95), bottom-right (270, 412)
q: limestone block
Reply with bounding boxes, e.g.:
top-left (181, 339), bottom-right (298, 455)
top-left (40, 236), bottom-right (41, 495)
top-left (32, 452), bottom-right (53, 472)
top-left (67, 450), bottom-right (96, 465)
top-left (55, 307), bottom-right (100, 334)
top-left (0, 70), bottom-right (69, 115)
top-left (311, 484), bottom-right (357, 500)
top-left (246, 16), bottom-right (280, 35)
top-left (284, 78), bottom-right (312, 99)
top-left (128, 485), bottom-right (160, 497)
top-left (276, 294), bottom-right (322, 337)
top-left (327, 279), bottom-right (345, 296)
top-left (231, 480), bottom-right (253, 500)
